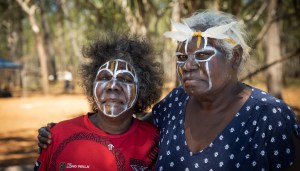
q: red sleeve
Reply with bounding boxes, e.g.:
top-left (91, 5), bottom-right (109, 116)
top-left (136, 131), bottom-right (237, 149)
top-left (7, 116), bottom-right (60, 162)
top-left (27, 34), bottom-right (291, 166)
top-left (34, 129), bottom-right (56, 171)
top-left (34, 146), bottom-right (53, 171)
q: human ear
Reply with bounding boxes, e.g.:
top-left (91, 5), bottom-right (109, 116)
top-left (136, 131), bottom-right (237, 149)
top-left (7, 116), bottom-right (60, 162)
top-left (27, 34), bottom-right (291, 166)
top-left (232, 45), bottom-right (243, 70)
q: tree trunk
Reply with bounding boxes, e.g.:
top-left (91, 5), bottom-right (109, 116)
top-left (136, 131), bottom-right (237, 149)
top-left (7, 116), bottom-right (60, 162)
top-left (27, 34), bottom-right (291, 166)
top-left (40, 1), bottom-right (57, 81)
top-left (34, 24), bottom-right (49, 95)
top-left (210, 0), bottom-right (221, 10)
top-left (264, 0), bottom-right (283, 99)
top-left (171, 0), bottom-right (182, 87)
top-left (15, 0), bottom-right (49, 95)
top-left (231, 0), bottom-right (241, 16)
top-left (59, 0), bottom-right (82, 89)
top-left (121, 0), bottom-right (147, 36)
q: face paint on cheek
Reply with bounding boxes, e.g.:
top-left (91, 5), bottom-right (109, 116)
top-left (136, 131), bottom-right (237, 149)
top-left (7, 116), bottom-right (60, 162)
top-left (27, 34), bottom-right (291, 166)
top-left (198, 67), bottom-right (203, 76)
top-left (205, 61), bottom-right (212, 90)
top-left (93, 59), bottom-right (139, 118)
top-left (176, 64), bottom-right (184, 84)
top-left (93, 81), bottom-right (115, 116)
top-left (126, 84), bottom-right (137, 107)
top-left (177, 42), bottom-right (183, 52)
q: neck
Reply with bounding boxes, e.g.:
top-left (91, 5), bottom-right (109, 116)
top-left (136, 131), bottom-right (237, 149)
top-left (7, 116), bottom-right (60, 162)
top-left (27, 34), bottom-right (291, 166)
top-left (192, 81), bottom-right (244, 112)
top-left (90, 112), bottom-right (133, 135)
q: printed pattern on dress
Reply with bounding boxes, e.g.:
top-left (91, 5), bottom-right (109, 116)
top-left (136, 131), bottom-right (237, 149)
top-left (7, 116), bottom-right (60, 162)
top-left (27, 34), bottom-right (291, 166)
top-left (152, 85), bottom-right (300, 171)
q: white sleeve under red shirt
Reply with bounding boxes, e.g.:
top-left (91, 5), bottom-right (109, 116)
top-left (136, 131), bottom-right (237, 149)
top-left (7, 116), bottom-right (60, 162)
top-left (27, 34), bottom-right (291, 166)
top-left (34, 113), bottom-right (159, 171)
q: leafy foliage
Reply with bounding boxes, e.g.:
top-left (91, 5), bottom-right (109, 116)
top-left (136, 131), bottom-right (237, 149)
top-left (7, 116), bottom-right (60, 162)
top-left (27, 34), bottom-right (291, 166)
top-left (0, 0), bottom-right (299, 92)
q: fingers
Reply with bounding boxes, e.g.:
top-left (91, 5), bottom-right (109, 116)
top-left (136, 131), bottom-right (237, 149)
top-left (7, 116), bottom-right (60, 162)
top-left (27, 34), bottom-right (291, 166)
top-left (46, 122), bottom-right (56, 131)
top-left (38, 126), bottom-right (52, 139)
top-left (38, 141), bottom-right (50, 149)
top-left (37, 123), bottom-right (56, 153)
top-left (38, 134), bottom-right (52, 144)
top-left (37, 147), bottom-right (41, 154)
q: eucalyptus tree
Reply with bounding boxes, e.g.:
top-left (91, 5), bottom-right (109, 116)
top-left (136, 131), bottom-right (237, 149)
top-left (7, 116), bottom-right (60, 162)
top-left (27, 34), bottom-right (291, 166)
top-left (16, 0), bottom-right (49, 95)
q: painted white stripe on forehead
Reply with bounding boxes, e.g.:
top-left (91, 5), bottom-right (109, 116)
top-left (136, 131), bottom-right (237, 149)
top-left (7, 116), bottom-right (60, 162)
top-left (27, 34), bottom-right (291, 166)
top-left (96, 62), bottom-right (111, 77)
top-left (96, 59), bottom-right (138, 83)
top-left (204, 37), bottom-right (208, 48)
top-left (115, 59), bottom-right (136, 77)
top-left (184, 39), bottom-right (189, 54)
top-left (183, 37), bottom-right (209, 54)
top-left (194, 46), bottom-right (216, 52)
top-left (115, 60), bottom-right (119, 76)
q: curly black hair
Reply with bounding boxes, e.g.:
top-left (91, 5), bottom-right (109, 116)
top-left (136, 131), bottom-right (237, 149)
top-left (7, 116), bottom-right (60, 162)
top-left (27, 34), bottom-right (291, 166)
top-left (80, 32), bottom-right (164, 114)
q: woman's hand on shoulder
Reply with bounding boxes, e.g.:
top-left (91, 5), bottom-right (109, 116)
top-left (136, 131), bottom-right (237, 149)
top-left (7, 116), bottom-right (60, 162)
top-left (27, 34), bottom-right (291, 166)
top-left (37, 122), bottom-right (56, 153)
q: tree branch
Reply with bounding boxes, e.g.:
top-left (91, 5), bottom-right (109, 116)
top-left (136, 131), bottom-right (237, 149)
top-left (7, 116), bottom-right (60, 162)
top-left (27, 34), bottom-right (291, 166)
top-left (15, 0), bottom-right (30, 14)
top-left (245, 1), bottom-right (267, 23)
top-left (241, 48), bottom-right (300, 81)
top-left (15, 0), bottom-right (36, 15)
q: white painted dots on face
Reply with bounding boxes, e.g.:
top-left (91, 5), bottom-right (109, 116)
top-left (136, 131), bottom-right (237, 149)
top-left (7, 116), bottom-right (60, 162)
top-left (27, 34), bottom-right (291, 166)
top-left (93, 59), bottom-right (138, 117)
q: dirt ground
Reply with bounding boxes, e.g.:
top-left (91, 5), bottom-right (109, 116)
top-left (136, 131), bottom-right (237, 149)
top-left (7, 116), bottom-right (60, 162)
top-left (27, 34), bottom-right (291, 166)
top-left (0, 87), bottom-right (299, 170)
top-left (0, 94), bottom-right (90, 170)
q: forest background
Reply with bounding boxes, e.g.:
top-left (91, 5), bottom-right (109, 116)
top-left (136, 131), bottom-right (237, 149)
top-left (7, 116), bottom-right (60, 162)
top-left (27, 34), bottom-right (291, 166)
top-left (0, 0), bottom-right (299, 170)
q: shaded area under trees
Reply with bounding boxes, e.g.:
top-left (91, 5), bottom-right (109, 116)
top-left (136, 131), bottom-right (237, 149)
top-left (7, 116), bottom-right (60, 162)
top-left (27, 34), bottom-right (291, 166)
top-left (0, 0), bottom-right (299, 98)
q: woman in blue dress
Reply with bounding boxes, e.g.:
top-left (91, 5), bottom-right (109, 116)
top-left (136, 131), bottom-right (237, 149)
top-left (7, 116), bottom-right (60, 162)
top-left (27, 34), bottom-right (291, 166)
top-left (153, 10), bottom-right (300, 171)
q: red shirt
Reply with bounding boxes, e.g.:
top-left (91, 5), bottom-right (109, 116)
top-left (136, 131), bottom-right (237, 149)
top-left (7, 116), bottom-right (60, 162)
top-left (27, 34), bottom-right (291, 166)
top-left (35, 113), bottom-right (159, 171)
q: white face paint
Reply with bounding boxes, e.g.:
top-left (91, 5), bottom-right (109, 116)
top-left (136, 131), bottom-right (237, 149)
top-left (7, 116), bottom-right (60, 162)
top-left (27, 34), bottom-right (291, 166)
top-left (176, 37), bottom-right (217, 90)
top-left (93, 59), bottom-right (138, 117)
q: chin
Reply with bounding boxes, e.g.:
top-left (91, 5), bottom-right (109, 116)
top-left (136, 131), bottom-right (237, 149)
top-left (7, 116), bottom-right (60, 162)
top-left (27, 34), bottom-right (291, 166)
top-left (184, 86), bottom-right (210, 95)
top-left (106, 108), bottom-right (126, 117)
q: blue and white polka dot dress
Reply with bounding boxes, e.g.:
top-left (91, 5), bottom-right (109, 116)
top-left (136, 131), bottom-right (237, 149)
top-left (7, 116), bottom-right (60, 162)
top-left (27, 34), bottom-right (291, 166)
top-left (152, 85), bottom-right (300, 171)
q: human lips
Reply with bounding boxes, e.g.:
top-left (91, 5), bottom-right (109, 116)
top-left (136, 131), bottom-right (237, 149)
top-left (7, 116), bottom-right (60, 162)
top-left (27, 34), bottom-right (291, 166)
top-left (102, 99), bottom-right (123, 105)
top-left (183, 79), bottom-right (200, 89)
top-left (182, 76), bottom-right (207, 88)
top-left (100, 93), bottom-right (126, 105)
top-left (183, 79), bottom-right (196, 84)
top-left (182, 76), bottom-right (203, 83)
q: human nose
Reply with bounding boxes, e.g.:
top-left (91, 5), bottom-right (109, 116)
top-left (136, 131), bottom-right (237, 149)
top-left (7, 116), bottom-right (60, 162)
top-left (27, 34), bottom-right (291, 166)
top-left (105, 79), bottom-right (122, 91)
top-left (183, 55), bottom-right (199, 71)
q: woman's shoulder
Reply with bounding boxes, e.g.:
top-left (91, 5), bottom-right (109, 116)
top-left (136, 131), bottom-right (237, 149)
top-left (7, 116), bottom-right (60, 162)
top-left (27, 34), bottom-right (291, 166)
top-left (247, 85), bottom-right (291, 111)
top-left (246, 85), bottom-right (299, 134)
top-left (50, 115), bottom-right (85, 133)
top-left (135, 118), bottom-right (157, 130)
top-left (134, 118), bottom-right (159, 138)
top-left (153, 86), bottom-right (186, 108)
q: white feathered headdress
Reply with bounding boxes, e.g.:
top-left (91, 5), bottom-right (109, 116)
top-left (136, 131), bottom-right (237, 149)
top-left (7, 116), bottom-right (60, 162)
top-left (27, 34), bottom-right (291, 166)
top-left (163, 19), bottom-right (237, 44)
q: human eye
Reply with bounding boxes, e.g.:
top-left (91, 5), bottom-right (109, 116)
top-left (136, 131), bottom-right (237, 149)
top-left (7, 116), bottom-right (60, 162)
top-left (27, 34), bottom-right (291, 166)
top-left (177, 54), bottom-right (188, 62)
top-left (194, 51), bottom-right (214, 60)
top-left (97, 72), bottom-right (112, 81)
top-left (117, 73), bottom-right (134, 83)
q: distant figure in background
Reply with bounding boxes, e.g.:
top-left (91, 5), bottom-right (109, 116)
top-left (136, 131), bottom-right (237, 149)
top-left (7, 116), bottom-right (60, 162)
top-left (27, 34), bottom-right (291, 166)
top-left (63, 70), bottom-right (73, 93)
top-left (0, 85), bottom-right (12, 98)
